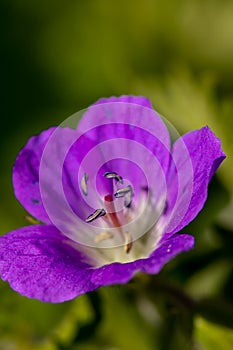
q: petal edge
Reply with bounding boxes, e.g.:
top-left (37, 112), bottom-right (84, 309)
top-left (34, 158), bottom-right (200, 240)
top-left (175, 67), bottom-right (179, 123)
top-left (0, 225), bottom-right (95, 303)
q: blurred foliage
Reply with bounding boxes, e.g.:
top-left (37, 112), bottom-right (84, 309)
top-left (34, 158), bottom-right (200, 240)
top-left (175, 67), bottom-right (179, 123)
top-left (195, 317), bottom-right (233, 350)
top-left (0, 0), bottom-right (233, 349)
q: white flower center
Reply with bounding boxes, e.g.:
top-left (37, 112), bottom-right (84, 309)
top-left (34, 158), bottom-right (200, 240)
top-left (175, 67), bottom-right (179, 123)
top-left (74, 171), bottom-right (166, 267)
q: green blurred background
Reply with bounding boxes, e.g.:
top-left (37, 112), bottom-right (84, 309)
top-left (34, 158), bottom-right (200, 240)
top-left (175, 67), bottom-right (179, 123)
top-left (0, 0), bottom-right (233, 349)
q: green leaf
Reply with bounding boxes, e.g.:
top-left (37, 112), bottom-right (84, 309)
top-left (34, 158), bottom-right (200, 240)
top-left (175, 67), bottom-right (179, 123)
top-left (185, 259), bottom-right (232, 298)
top-left (195, 317), bottom-right (233, 350)
top-left (0, 281), bottom-right (69, 336)
top-left (135, 69), bottom-right (233, 192)
top-left (98, 287), bottom-right (155, 350)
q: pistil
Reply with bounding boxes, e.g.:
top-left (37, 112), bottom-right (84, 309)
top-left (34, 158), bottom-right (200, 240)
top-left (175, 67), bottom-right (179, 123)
top-left (85, 171), bottom-right (135, 254)
top-left (104, 194), bottom-right (122, 228)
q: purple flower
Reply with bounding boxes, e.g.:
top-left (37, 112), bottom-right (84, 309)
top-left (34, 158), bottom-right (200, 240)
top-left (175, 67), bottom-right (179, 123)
top-left (0, 96), bottom-right (225, 303)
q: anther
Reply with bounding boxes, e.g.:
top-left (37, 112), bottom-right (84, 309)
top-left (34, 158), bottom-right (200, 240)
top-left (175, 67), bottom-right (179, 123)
top-left (114, 185), bottom-right (133, 208)
top-left (94, 231), bottom-right (114, 243)
top-left (104, 171), bottom-right (123, 184)
top-left (114, 185), bottom-right (132, 198)
top-left (81, 173), bottom-right (89, 196)
top-left (124, 190), bottom-right (133, 208)
top-left (86, 208), bottom-right (106, 223)
top-left (124, 232), bottom-right (133, 254)
top-left (25, 215), bottom-right (40, 224)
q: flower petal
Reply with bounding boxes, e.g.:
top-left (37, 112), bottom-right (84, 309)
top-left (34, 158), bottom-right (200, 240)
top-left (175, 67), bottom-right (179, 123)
top-left (13, 126), bottom-right (93, 241)
top-left (64, 122), bottom-right (170, 212)
top-left (91, 234), bottom-right (194, 286)
top-left (75, 98), bottom-right (171, 208)
top-left (94, 95), bottom-right (153, 109)
top-left (141, 234), bottom-right (195, 273)
top-left (13, 128), bottom-right (56, 224)
top-left (0, 226), bottom-right (194, 302)
top-left (0, 225), bottom-right (95, 303)
top-left (164, 126), bottom-right (226, 236)
top-left (78, 97), bottom-right (169, 156)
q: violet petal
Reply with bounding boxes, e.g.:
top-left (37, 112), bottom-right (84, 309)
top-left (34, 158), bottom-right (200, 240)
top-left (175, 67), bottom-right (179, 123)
top-left (13, 128), bottom-right (56, 224)
top-left (0, 225), bottom-right (95, 303)
top-left (92, 234), bottom-right (194, 286)
top-left (94, 95), bottom-right (153, 109)
top-left (164, 126), bottom-right (226, 237)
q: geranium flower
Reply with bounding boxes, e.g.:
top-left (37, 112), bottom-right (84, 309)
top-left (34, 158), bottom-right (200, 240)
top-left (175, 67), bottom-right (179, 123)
top-left (0, 96), bottom-right (225, 302)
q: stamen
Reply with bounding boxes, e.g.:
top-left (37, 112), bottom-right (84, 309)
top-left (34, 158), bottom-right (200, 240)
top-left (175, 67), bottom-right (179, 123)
top-left (81, 173), bottom-right (89, 196)
top-left (86, 208), bottom-right (106, 223)
top-left (114, 185), bottom-right (132, 198)
top-left (114, 185), bottom-right (133, 208)
top-left (104, 194), bottom-right (121, 228)
top-left (124, 190), bottom-right (133, 208)
top-left (104, 171), bottom-right (123, 184)
top-left (124, 232), bottom-right (133, 254)
top-left (25, 215), bottom-right (40, 224)
top-left (94, 231), bottom-right (114, 243)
